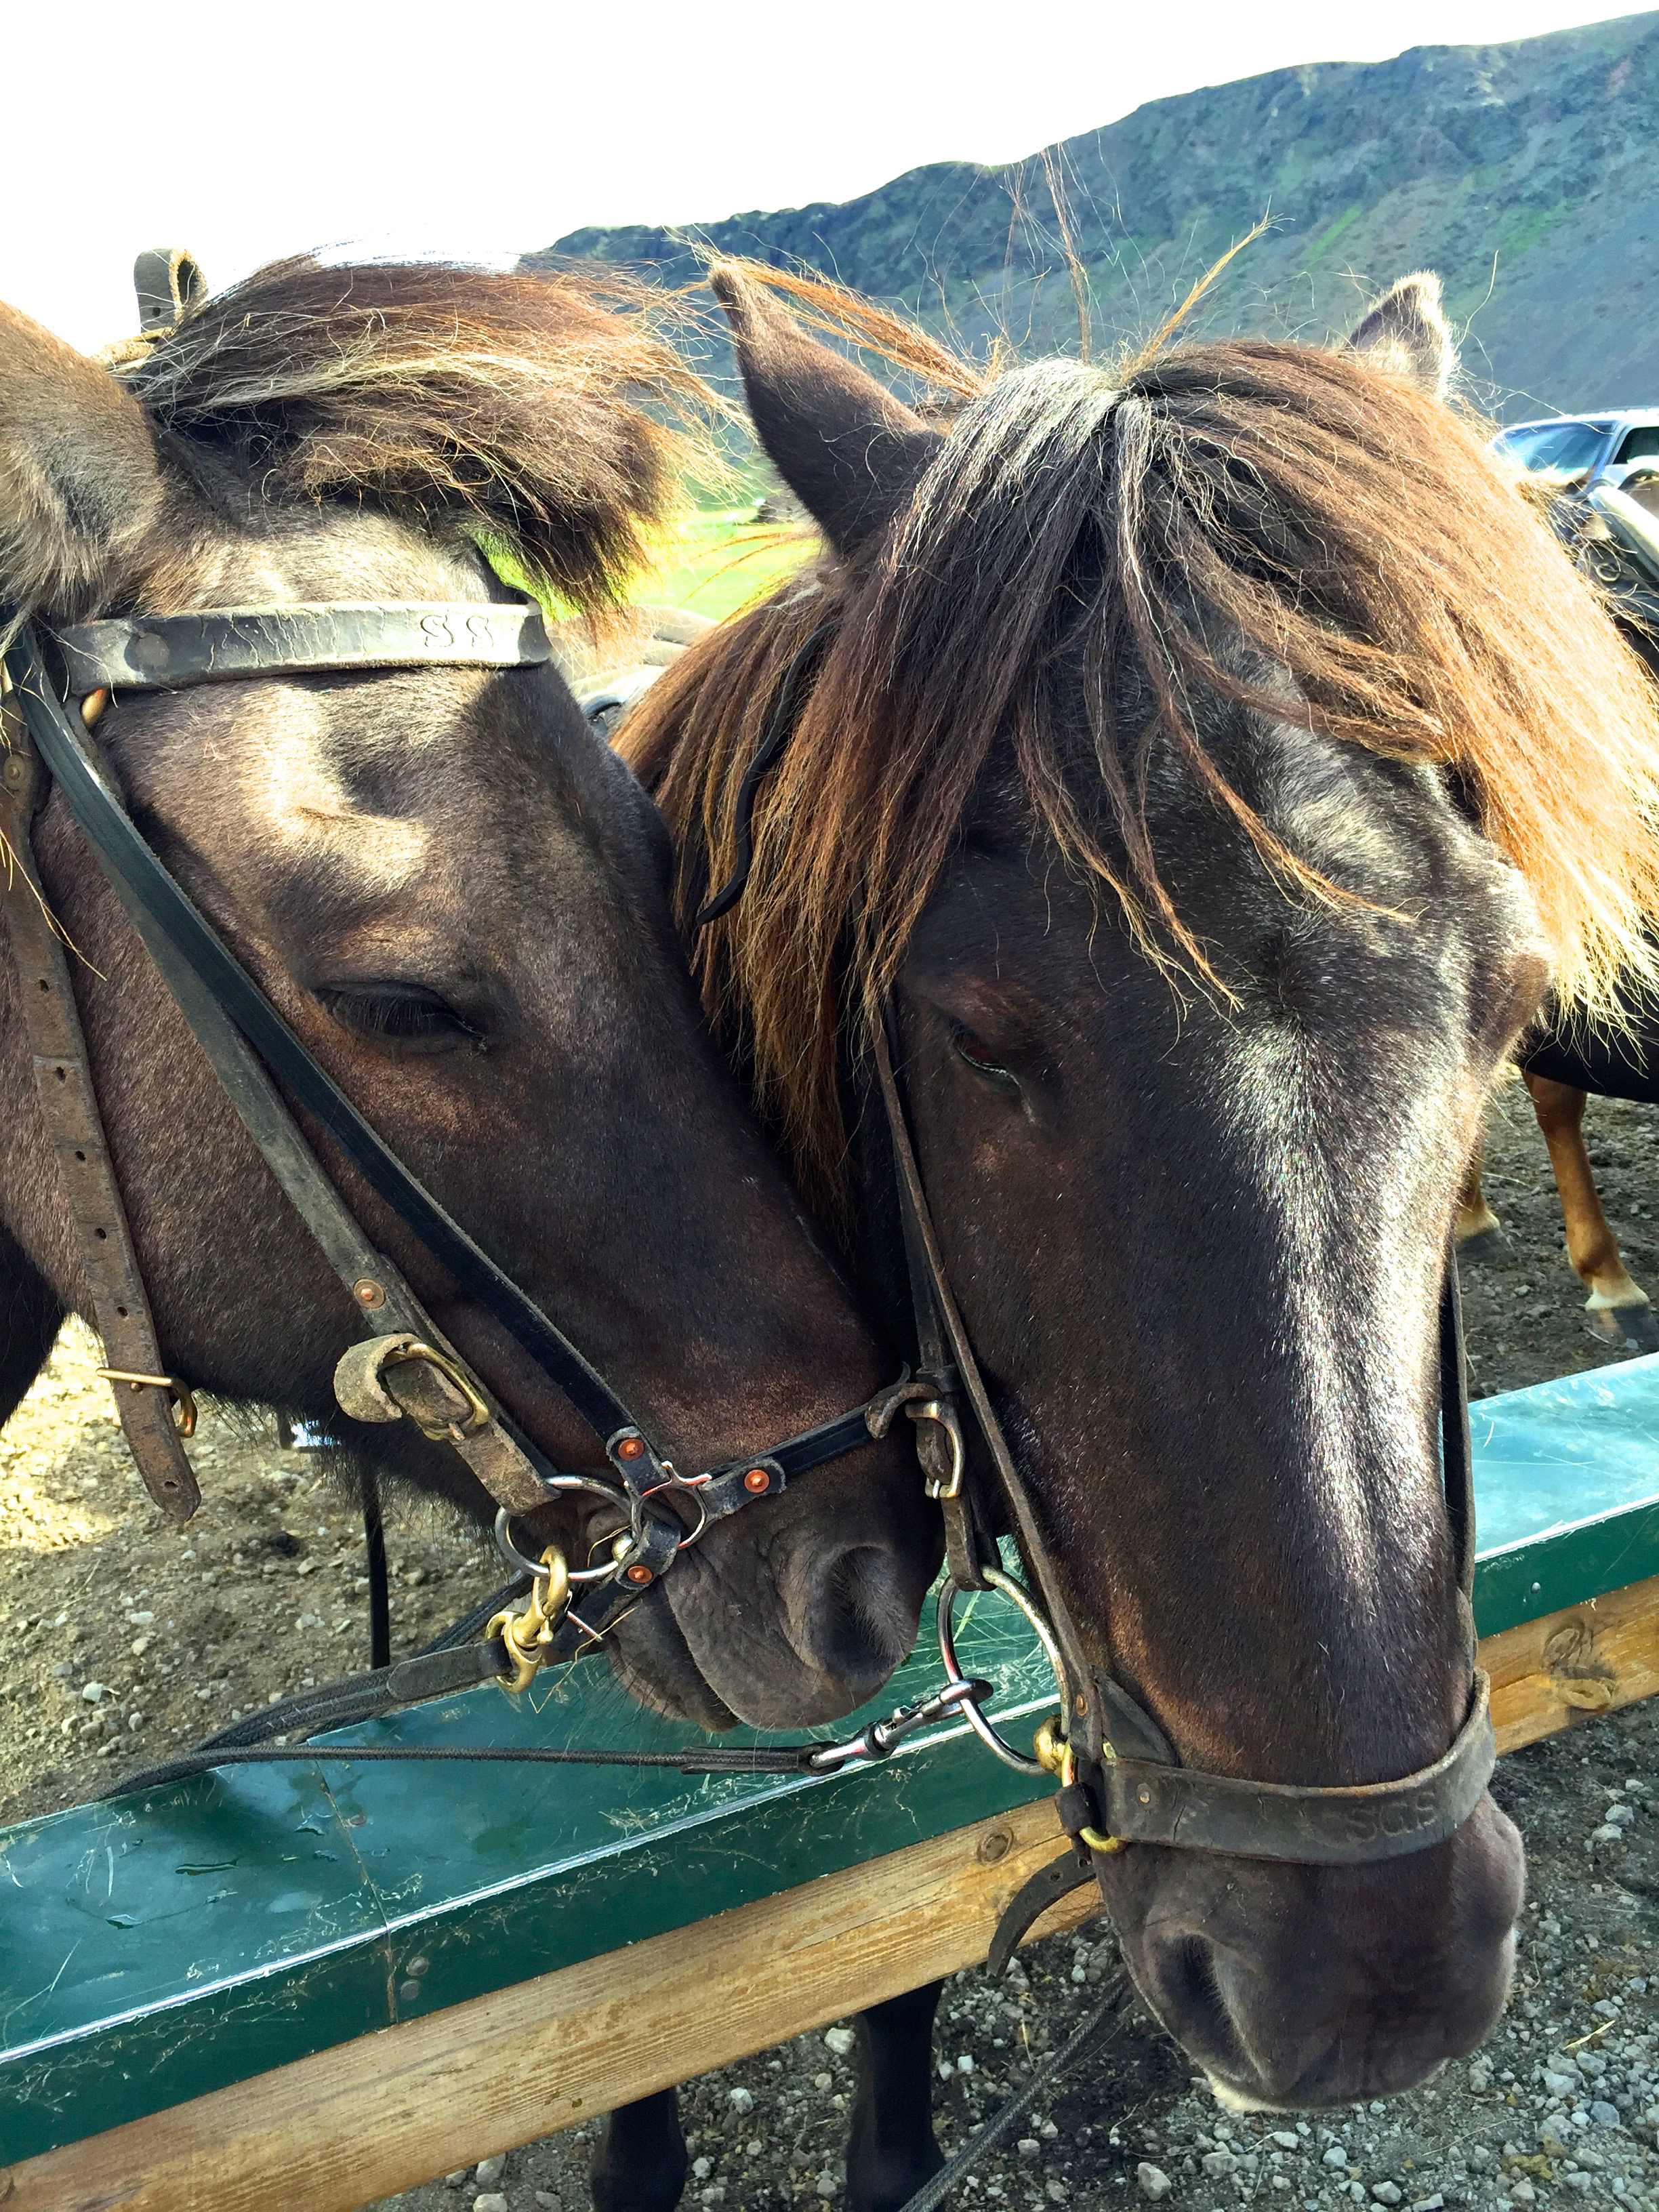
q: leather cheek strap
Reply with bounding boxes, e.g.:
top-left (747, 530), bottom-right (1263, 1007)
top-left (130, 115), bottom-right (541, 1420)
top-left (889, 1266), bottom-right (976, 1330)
top-left (1098, 1671), bottom-right (1496, 1864)
top-left (0, 724), bottom-right (200, 1521)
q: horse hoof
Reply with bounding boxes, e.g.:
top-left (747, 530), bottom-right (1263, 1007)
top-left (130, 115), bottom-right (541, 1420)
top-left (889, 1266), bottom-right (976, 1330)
top-left (1585, 1303), bottom-right (1659, 1354)
top-left (1455, 1228), bottom-right (1508, 1268)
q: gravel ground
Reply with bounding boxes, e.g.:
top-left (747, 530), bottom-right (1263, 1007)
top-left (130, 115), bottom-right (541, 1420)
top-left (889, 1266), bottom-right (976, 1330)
top-left (1458, 1079), bottom-right (1659, 1403)
top-left (5, 1082), bottom-right (1659, 2211)
top-left (0, 1343), bottom-right (499, 1829)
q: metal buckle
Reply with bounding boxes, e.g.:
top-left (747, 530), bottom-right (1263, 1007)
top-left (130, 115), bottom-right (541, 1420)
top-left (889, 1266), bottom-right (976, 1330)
top-left (378, 1341), bottom-right (491, 1443)
top-left (96, 1367), bottom-right (197, 1437)
top-left (865, 1373), bottom-right (966, 1500)
top-left (909, 1396), bottom-right (966, 1500)
top-left (1032, 1717), bottom-right (1124, 1854)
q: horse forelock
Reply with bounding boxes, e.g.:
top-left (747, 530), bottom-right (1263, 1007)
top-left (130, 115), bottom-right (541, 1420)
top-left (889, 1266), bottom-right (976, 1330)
top-left (626, 328), bottom-right (1659, 1216)
top-left (118, 257), bottom-right (718, 614)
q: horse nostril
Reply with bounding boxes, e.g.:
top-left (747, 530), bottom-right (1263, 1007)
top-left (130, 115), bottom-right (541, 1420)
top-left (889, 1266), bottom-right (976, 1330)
top-left (797, 1544), bottom-right (916, 1692)
top-left (1143, 1932), bottom-right (1251, 2081)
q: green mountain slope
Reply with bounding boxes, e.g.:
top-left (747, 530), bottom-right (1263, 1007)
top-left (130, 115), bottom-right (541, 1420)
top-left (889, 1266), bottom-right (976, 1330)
top-left (529, 12), bottom-right (1659, 416)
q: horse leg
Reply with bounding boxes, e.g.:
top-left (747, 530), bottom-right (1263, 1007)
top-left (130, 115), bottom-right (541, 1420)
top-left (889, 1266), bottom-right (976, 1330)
top-left (1454, 1137), bottom-right (1507, 1265)
top-left (0, 1221), bottom-right (64, 1427)
top-left (845, 1982), bottom-right (945, 2212)
top-left (590, 2089), bottom-right (688, 2212)
top-left (1525, 1071), bottom-right (1659, 1353)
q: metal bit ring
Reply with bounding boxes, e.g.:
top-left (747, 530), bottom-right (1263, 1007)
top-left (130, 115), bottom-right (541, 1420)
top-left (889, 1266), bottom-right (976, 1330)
top-left (494, 1499), bottom-right (628, 1585)
top-left (937, 1566), bottom-right (1073, 1775)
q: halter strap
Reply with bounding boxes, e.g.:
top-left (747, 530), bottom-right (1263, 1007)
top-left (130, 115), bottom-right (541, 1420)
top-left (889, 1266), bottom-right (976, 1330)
top-left (0, 728), bottom-right (201, 1521)
top-left (1097, 1675), bottom-right (1494, 1863)
top-left (873, 1015), bottom-right (1495, 1871)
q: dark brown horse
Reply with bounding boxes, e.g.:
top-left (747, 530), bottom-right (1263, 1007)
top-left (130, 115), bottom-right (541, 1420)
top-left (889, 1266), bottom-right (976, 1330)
top-left (597, 266), bottom-right (1659, 2207)
top-left (0, 257), bottom-right (937, 1734)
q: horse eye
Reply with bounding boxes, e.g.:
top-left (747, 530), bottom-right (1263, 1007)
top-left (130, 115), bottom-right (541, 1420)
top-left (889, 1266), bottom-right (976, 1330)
top-left (318, 985), bottom-right (485, 1051)
top-left (951, 1027), bottom-right (1019, 1088)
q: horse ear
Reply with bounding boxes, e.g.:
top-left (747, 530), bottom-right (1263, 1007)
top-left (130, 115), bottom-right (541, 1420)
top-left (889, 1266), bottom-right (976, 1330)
top-left (1344, 272), bottom-right (1458, 398)
top-left (710, 264), bottom-right (940, 557)
top-left (0, 302), bottom-right (168, 618)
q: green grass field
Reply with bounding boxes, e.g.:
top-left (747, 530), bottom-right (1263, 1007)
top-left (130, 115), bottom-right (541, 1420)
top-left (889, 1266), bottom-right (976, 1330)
top-left (636, 504), bottom-right (815, 621)
top-left (490, 504), bottom-right (816, 630)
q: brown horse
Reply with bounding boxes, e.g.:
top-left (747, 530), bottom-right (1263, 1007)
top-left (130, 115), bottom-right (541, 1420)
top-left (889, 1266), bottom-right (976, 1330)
top-left (592, 265), bottom-right (1659, 2208)
top-left (0, 256), bottom-right (938, 1735)
top-left (1456, 1078), bottom-right (1659, 1353)
top-left (1454, 462), bottom-right (1659, 1353)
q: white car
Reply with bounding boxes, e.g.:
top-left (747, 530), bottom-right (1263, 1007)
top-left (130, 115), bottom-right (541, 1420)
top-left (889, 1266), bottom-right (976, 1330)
top-left (1490, 409), bottom-right (1659, 489)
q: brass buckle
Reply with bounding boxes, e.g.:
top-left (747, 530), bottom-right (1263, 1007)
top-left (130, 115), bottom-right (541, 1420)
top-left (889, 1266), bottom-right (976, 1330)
top-left (909, 1396), bottom-right (966, 1500)
top-left (487, 1544), bottom-right (573, 1693)
top-left (96, 1367), bottom-right (197, 1438)
top-left (381, 1341), bottom-right (491, 1443)
top-left (1033, 1715), bottom-right (1124, 1855)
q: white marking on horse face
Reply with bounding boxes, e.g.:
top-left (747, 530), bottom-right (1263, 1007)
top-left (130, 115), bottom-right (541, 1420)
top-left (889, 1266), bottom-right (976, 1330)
top-left (244, 689), bottom-right (434, 900)
top-left (1208, 1005), bottom-right (1455, 1629)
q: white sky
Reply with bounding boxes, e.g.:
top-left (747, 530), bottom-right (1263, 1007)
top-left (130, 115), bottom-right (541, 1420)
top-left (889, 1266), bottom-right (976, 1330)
top-left (7, 0), bottom-right (1643, 352)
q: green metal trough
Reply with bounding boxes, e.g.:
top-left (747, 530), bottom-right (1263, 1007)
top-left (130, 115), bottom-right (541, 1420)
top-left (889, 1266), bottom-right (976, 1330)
top-left (3, 1353), bottom-right (1659, 2172)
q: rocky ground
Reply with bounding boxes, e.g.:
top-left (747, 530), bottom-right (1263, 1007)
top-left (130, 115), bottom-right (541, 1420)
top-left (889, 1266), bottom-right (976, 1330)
top-left (5, 1081), bottom-right (1659, 2211)
top-left (0, 1345), bottom-right (497, 1829)
top-left (1458, 1081), bottom-right (1659, 1401)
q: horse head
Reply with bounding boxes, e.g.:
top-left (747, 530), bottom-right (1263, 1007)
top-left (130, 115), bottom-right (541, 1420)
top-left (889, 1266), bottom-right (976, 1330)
top-left (0, 259), bottom-right (938, 1732)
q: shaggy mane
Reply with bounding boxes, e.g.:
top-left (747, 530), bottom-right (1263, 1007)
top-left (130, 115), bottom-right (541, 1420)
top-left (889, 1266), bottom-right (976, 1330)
top-left (123, 257), bottom-right (716, 611)
top-left (623, 266), bottom-right (1659, 1210)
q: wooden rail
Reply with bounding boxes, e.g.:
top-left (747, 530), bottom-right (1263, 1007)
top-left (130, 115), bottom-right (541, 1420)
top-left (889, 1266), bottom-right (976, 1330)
top-left (1484, 1570), bottom-right (1659, 1746)
top-left (5, 1576), bottom-right (1657, 2212)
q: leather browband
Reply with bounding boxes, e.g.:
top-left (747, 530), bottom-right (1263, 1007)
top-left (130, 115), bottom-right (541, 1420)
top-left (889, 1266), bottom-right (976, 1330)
top-left (1098, 1671), bottom-right (1496, 1864)
top-left (54, 601), bottom-right (552, 693)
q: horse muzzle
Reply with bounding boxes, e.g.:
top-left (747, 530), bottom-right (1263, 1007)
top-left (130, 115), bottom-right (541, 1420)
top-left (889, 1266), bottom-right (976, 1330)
top-left (1097, 1788), bottom-right (1525, 2109)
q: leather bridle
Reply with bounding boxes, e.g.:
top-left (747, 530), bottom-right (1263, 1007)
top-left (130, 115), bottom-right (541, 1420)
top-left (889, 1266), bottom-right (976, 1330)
top-left (874, 1020), bottom-right (1494, 1944)
top-left (0, 602), bottom-right (903, 1677)
top-left (694, 620), bottom-right (1497, 1931)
